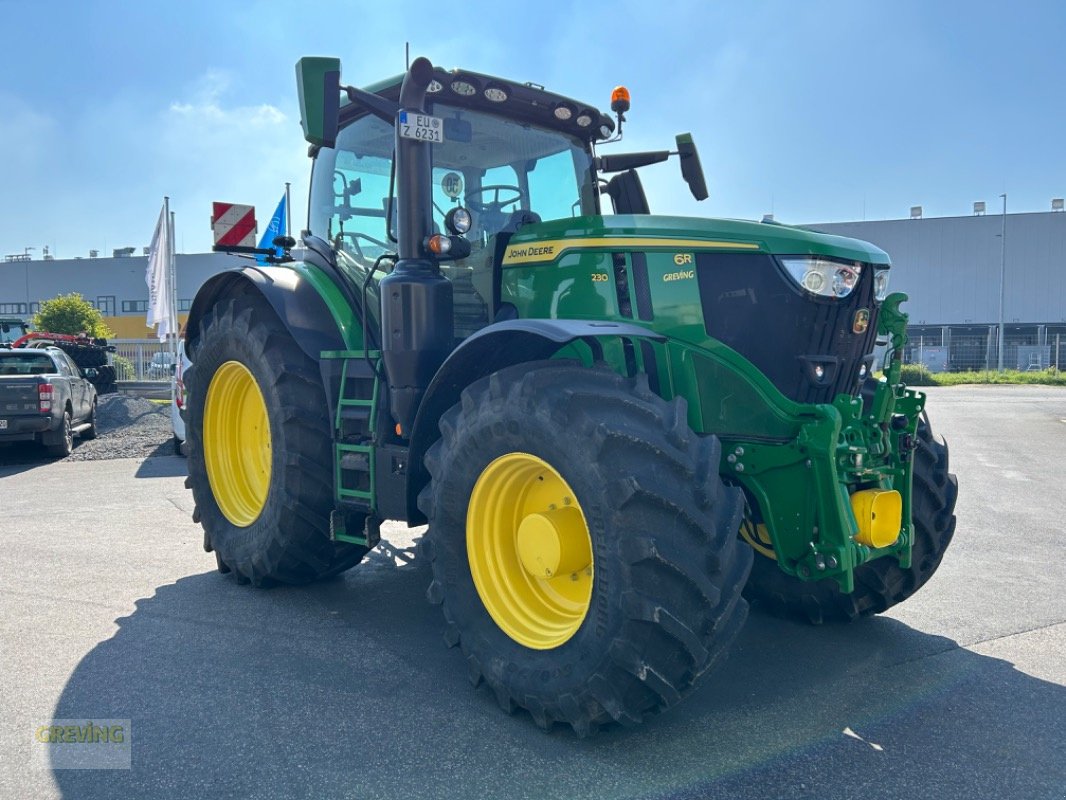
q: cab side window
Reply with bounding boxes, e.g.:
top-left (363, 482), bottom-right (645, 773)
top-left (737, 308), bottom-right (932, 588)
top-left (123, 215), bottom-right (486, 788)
top-left (527, 149), bottom-right (588, 221)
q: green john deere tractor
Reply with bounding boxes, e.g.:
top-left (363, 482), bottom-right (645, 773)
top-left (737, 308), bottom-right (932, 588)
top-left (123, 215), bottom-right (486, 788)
top-left (183, 56), bottom-right (958, 734)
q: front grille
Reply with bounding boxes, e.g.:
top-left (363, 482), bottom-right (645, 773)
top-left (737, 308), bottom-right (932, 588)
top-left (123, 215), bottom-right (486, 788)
top-left (695, 252), bottom-right (881, 404)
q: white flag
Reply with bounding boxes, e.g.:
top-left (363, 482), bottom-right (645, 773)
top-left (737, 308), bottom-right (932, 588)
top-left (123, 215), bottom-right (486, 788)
top-left (145, 203), bottom-right (173, 342)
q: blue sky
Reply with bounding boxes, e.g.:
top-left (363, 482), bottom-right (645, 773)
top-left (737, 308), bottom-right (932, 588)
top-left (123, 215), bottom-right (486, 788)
top-left (0, 0), bottom-right (1063, 257)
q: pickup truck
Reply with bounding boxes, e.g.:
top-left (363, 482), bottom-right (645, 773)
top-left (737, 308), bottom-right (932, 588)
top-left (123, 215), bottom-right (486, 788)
top-left (0, 346), bottom-right (98, 457)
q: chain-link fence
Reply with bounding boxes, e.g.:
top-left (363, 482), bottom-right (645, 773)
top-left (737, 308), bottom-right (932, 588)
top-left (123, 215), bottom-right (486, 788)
top-left (109, 339), bottom-right (178, 381)
top-left (903, 325), bottom-right (1064, 373)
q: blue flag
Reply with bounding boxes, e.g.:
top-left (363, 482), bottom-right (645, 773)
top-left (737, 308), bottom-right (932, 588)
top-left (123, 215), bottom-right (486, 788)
top-left (256, 193), bottom-right (287, 263)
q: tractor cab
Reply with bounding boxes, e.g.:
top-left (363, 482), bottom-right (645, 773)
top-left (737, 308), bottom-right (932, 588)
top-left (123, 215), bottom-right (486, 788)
top-left (0, 318), bottom-right (29, 345)
top-left (309, 94), bottom-right (598, 336)
top-left (305, 68), bottom-right (618, 336)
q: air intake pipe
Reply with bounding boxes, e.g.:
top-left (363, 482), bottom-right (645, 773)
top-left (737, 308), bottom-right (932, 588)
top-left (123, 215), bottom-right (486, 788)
top-left (379, 57), bottom-right (454, 436)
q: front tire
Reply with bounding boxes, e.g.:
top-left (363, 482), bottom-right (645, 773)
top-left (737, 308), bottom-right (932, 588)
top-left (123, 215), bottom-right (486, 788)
top-left (185, 294), bottom-right (368, 585)
top-left (82, 400), bottom-right (98, 440)
top-left (420, 361), bottom-right (751, 734)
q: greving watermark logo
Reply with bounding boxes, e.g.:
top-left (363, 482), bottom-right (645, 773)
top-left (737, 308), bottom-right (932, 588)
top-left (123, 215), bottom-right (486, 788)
top-left (33, 719), bottom-right (132, 770)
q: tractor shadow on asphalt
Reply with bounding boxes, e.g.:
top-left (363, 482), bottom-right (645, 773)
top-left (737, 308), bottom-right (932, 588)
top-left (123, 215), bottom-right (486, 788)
top-left (133, 451), bottom-right (187, 479)
top-left (51, 538), bottom-right (1066, 800)
top-left (0, 441), bottom-right (75, 472)
top-left (0, 445), bottom-right (49, 475)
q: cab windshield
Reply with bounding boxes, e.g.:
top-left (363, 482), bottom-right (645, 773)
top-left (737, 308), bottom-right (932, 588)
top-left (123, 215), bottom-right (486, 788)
top-left (309, 105), bottom-right (596, 337)
top-left (0, 321), bottom-right (28, 344)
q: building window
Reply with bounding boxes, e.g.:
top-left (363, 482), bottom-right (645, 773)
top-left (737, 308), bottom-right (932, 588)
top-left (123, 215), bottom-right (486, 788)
top-left (0, 303), bottom-right (28, 314)
top-left (178, 298), bottom-right (192, 312)
top-left (121, 300), bottom-right (148, 313)
top-left (29, 302), bottom-right (40, 314)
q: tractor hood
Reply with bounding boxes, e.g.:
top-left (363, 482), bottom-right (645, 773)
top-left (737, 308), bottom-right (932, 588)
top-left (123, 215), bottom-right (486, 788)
top-left (508, 215), bottom-right (891, 266)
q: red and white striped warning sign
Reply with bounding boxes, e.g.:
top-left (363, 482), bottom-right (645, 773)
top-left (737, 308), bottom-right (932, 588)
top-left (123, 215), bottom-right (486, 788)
top-left (211, 202), bottom-right (257, 248)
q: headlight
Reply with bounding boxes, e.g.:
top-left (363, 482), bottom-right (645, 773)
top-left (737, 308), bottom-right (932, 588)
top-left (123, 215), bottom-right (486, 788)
top-left (445, 206), bottom-right (472, 235)
top-left (873, 267), bottom-right (890, 301)
top-left (780, 257), bottom-right (863, 299)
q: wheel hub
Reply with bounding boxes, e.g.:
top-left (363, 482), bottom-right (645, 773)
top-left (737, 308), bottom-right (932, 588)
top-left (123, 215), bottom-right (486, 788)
top-left (516, 507), bottom-right (590, 579)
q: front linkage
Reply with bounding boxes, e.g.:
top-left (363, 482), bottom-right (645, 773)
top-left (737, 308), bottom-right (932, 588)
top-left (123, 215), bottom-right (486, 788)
top-left (729, 292), bottom-right (922, 593)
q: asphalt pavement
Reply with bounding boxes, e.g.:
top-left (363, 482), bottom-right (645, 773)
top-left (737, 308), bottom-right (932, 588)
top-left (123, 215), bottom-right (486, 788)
top-left (0, 385), bottom-right (1063, 799)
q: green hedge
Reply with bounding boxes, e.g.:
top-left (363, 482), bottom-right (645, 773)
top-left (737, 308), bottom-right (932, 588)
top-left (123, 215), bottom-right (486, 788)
top-left (900, 364), bottom-right (1066, 387)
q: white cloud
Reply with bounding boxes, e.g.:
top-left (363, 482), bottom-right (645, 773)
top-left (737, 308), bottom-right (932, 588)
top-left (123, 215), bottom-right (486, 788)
top-left (167, 69), bottom-right (285, 127)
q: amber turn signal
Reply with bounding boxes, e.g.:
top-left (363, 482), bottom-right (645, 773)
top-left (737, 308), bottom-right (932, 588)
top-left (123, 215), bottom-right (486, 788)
top-left (426, 234), bottom-right (452, 255)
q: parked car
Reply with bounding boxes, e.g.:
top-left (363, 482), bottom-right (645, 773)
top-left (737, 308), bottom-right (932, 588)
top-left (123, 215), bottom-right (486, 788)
top-left (0, 346), bottom-right (98, 457)
top-left (171, 340), bottom-right (191, 456)
top-left (147, 351), bottom-right (177, 380)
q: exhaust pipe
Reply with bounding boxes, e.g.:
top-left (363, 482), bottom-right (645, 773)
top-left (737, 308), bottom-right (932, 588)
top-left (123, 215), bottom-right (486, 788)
top-left (378, 57), bottom-right (454, 436)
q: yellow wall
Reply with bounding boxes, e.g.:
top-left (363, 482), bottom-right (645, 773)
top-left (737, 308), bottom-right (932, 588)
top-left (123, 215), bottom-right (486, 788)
top-left (103, 314), bottom-right (190, 340)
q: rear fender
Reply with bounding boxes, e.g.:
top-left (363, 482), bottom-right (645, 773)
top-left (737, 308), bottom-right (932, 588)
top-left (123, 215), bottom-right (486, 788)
top-left (184, 265), bottom-right (356, 362)
top-left (405, 319), bottom-right (666, 523)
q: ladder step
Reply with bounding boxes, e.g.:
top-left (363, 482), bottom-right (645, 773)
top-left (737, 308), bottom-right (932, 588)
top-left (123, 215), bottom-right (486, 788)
top-left (338, 405), bottom-right (372, 441)
top-left (339, 451), bottom-right (370, 472)
top-left (337, 446), bottom-right (372, 498)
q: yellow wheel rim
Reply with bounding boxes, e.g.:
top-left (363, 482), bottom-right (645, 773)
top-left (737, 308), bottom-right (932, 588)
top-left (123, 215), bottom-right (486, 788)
top-left (467, 453), bottom-right (594, 650)
top-left (204, 360), bottom-right (272, 527)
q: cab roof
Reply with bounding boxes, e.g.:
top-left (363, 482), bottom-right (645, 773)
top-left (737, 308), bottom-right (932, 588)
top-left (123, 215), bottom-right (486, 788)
top-left (340, 67), bottom-right (615, 143)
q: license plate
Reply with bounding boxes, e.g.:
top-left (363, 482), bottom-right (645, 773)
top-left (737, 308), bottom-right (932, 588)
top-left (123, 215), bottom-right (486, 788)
top-left (398, 111), bottom-right (443, 143)
top-left (0, 420), bottom-right (7, 429)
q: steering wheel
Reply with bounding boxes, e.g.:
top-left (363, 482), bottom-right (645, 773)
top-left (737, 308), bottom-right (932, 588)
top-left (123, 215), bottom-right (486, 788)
top-left (465, 184), bottom-right (526, 214)
top-left (334, 231), bottom-right (392, 263)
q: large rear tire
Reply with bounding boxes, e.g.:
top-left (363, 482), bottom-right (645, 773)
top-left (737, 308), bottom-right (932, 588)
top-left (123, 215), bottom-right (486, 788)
top-left (743, 410), bottom-right (958, 624)
top-left (420, 361), bottom-right (751, 734)
top-left (184, 294), bottom-right (368, 586)
top-left (89, 365), bottom-right (117, 395)
top-left (65, 343), bottom-right (108, 370)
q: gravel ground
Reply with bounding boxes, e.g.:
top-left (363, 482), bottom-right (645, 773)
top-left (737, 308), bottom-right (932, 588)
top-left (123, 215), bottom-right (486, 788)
top-left (0, 395), bottom-right (175, 464)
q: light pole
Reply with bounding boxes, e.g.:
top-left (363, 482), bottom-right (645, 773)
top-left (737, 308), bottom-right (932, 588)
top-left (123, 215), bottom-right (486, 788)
top-left (997, 194), bottom-right (1007, 371)
top-left (22, 247), bottom-right (34, 314)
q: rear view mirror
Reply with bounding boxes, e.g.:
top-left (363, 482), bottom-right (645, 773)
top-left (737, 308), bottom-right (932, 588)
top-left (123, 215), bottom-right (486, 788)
top-left (296, 56), bottom-right (341, 148)
top-left (605, 170), bottom-right (650, 215)
top-left (676, 133), bottom-right (708, 201)
top-left (443, 117), bottom-right (472, 143)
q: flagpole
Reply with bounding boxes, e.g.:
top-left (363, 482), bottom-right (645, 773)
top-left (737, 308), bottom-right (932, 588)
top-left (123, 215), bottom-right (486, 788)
top-left (163, 196), bottom-right (171, 353)
top-left (168, 207), bottom-right (178, 361)
top-left (285, 182), bottom-right (292, 238)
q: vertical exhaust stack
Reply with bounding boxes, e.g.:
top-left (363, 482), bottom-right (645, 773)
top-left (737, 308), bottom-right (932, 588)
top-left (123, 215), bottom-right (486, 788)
top-left (379, 56), bottom-right (454, 437)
